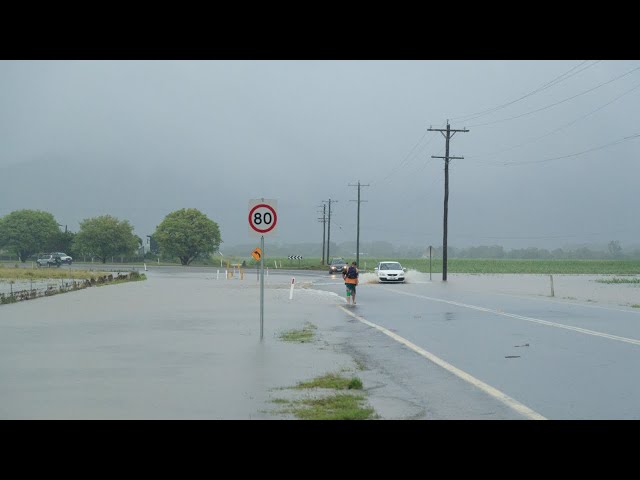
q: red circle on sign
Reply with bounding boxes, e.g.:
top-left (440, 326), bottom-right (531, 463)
top-left (249, 204), bottom-right (278, 233)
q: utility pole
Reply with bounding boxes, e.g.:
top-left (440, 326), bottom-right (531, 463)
top-left (349, 181), bottom-right (369, 267)
top-left (322, 199), bottom-right (336, 262)
top-left (317, 204), bottom-right (327, 265)
top-left (428, 120), bottom-right (469, 282)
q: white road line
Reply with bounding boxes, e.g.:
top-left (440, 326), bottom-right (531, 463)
top-left (489, 291), bottom-right (640, 315)
top-left (337, 304), bottom-right (546, 420)
top-left (386, 288), bottom-right (640, 346)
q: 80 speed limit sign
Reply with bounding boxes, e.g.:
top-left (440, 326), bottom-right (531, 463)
top-left (248, 199), bottom-right (278, 236)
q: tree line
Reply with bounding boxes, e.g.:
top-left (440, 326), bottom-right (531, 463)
top-left (0, 208), bottom-right (221, 265)
top-left (224, 240), bottom-right (639, 260)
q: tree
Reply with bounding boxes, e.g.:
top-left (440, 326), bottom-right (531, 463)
top-left (608, 240), bottom-right (623, 258)
top-left (73, 215), bottom-right (139, 263)
top-left (0, 209), bottom-right (60, 262)
top-left (154, 208), bottom-right (221, 266)
top-left (47, 230), bottom-right (76, 256)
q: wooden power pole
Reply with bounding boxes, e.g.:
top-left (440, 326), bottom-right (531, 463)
top-left (349, 181), bottom-right (369, 267)
top-left (318, 204), bottom-right (327, 265)
top-left (428, 120), bottom-right (469, 282)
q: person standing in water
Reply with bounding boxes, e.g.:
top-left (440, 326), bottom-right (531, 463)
top-left (342, 261), bottom-right (359, 305)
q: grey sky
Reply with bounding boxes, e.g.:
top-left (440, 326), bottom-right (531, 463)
top-left (1, 60), bottom-right (638, 251)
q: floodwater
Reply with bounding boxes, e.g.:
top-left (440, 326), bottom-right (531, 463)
top-left (0, 270), bottom-right (359, 419)
top-left (1, 267), bottom-right (638, 419)
top-left (364, 270), bottom-right (640, 308)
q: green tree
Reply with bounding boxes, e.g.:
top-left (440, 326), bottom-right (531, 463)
top-left (0, 209), bottom-right (60, 262)
top-left (608, 240), bottom-right (623, 258)
top-left (47, 230), bottom-right (76, 256)
top-left (73, 215), bottom-right (139, 263)
top-left (154, 208), bottom-right (221, 266)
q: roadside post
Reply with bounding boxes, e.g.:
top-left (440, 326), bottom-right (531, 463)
top-left (289, 277), bottom-right (295, 300)
top-left (249, 198), bottom-right (278, 340)
top-left (429, 245), bottom-right (432, 281)
top-left (252, 247), bottom-right (262, 282)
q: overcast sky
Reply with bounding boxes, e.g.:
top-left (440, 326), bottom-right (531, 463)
top-left (1, 60), bottom-right (638, 251)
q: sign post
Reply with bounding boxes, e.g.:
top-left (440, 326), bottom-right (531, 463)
top-left (249, 199), bottom-right (278, 340)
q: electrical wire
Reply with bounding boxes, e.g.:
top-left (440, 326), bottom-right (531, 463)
top-left (371, 120), bottom-right (447, 187)
top-left (467, 64), bottom-right (640, 128)
top-left (451, 61), bottom-right (600, 123)
top-left (468, 79), bottom-right (640, 160)
top-left (503, 133), bottom-right (640, 166)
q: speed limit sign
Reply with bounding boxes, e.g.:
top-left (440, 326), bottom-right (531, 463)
top-left (248, 199), bottom-right (278, 236)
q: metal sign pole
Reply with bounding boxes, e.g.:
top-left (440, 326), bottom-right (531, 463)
top-left (429, 245), bottom-right (432, 281)
top-left (249, 198), bottom-right (277, 341)
top-left (260, 234), bottom-right (264, 340)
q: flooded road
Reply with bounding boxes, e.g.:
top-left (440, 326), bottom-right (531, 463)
top-left (0, 269), bottom-right (360, 419)
top-left (2, 266), bottom-right (639, 419)
top-left (311, 271), bottom-right (640, 419)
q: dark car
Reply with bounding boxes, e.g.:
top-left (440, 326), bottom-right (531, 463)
top-left (328, 257), bottom-right (348, 274)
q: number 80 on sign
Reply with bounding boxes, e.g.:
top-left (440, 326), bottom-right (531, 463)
top-left (248, 199), bottom-right (278, 236)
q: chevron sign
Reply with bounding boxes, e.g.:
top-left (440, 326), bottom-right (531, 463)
top-left (288, 255), bottom-right (303, 260)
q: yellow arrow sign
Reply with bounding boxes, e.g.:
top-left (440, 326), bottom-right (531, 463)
top-left (252, 247), bottom-right (262, 261)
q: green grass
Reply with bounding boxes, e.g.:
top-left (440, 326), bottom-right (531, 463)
top-left (631, 304), bottom-right (640, 309)
top-left (272, 372), bottom-right (375, 420)
top-left (196, 257), bottom-right (640, 275)
top-left (399, 258), bottom-right (640, 274)
top-left (285, 394), bottom-right (375, 420)
top-left (0, 266), bottom-right (112, 281)
top-left (279, 322), bottom-right (317, 343)
top-left (295, 373), bottom-right (363, 390)
top-left (7, 257), bottom-right (638, 274)
top-left (595, 277), bottom-right (640, 284)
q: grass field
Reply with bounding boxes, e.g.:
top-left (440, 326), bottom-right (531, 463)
top-left (0, 265), bottom-right (112, 281)
top-left (216, 257), bottom-right (640, 275)
top-left (3, 258), bottom-right (640, 276)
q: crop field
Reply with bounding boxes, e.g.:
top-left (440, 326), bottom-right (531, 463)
top-left (219, 257), bottom-right (640, 275)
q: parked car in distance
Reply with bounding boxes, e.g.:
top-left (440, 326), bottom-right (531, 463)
top-left (36, 253), bottom-right (62, 267)
top-left (52, 252), bottom-right (73, 264)
top-left (374, 261), bottom-right (406, 283)
top-left (328, 257), bottom-right (348, 274)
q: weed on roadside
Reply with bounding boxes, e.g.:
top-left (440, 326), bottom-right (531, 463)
top-left (279, 322), bottom-right (317, 343)
top-left (269, 371), bottom-right (376, 420)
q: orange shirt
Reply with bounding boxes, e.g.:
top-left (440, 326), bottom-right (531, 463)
top-left (344, 276), bottom-right (358, 285)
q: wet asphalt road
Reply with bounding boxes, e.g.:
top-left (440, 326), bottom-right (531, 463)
top-left (312, 271), bottom-right (640, 419)
top-left (2, 264), bottom-right (640, 419)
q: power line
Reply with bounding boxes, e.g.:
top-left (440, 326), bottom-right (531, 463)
top-left (469, 79), bottom-right (640, 161)
top-left (371, 121), bottom-right (447, 187)
top-left (452, 60), bottom-right (600, 123)
top-left (371, 131), bottom-right (431, 186)
top-left (503, 133), bottom-right (640, 166)
top-left (468, 64), bottom-right (640, 128)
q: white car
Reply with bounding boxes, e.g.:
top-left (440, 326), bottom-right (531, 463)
top-left (52, 252), bottom-right (73, 265)
top-left (375, 261), bottom-right (406, 283)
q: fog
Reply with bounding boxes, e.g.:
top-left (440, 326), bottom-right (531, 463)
top-left (1, 60), bottom-right (638, 253)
